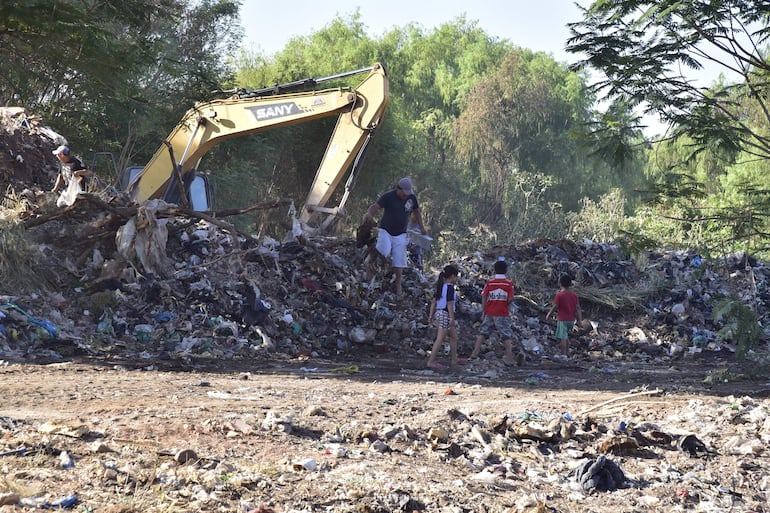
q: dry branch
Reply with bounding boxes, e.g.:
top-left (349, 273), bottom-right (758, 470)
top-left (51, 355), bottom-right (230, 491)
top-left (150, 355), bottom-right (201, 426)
top-left (579, 388), bottom-right (663, 416)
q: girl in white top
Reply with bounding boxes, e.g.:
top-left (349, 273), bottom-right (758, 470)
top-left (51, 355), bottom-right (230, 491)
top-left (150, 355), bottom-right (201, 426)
top-left (427, 264), bottom-right (466, 369)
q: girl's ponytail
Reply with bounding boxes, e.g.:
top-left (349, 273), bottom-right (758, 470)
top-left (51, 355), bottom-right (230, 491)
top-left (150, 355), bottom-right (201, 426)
top-left (434, 265), bottom-right (459, 298)
top-left (434, 271), bottom-right (446, 299)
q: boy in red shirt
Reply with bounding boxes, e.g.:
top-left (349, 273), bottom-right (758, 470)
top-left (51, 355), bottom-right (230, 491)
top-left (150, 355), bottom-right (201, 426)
top-left (546, 274), bottom-right (583, 359)
top-left (469, 259), bottom-right (523, 366)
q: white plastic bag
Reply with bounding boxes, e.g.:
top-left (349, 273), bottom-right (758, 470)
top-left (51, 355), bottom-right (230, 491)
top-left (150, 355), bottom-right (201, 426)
top-left (56, 178), bottom-right (82, 207)
top-left (115, 200), bottom-right (172, 277)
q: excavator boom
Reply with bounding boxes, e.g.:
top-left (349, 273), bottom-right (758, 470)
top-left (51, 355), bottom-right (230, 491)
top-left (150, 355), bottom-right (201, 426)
top-left (127, 63), bottom-right (389, 225)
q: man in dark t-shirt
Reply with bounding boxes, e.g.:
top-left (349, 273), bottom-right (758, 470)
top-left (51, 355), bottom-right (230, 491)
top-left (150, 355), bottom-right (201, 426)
top-left (364, 177), bottom-right (428, 297)
top-left (51, 145), bottom-right (92, 206)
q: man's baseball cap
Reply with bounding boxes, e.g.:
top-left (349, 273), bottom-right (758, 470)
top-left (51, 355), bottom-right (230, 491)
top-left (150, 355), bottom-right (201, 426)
top-left (52, 145), bottom-right (70, 155)
top-left (398, 177), bottom-right (414, 195)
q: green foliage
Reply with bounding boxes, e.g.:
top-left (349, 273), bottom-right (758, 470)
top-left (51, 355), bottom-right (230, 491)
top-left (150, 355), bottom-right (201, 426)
top-left (220, 12), bottom-right (403, 234)
top-left (644, 133), bottom-right (732, 194)
top-left (702, 368), bottom-right (753, 384)
top-left (227, 15), bottom-right (529, 239)
top-left (497, 171), bottom-right (567, 241)
top-left (568, 0), bottom-right (770, 232)
top-left (5, 4), bottom-right (675, 252)
top-left (378, 18), bottom-right (514, 233)
top-left (1, 0), bottom-right (242, 169)
top-left (568, 188), bottom-right (628, 243)
top-left (224, 13), bottom-right (635, 246)
top-left (453, 49), bottom-right (588, 223)
top-left (432, 224), bottom-right (498, 265)
top-left (581, 99), bottom-right (645, 168)
top-left (711, 296), bottom-right (763, 359)
top-left (638, 139), bottom-right (770, 259)
top-left (718, 164), bottom-right (770, 256)
top-left (619, 204), bottom-right (700, 253)
top-left (234, 11), bottom-right (380, 86)
top-left (564, 0), bottom-right (770, 256)
top-left (568, 0), bottom-right (770, 153)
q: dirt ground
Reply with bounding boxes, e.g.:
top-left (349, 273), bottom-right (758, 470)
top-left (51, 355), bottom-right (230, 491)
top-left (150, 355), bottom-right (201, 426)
top-left (1, 349), bottom-right (769, 513)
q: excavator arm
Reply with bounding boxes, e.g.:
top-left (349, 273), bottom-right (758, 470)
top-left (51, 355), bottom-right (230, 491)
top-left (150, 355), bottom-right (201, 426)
top-left (126, 63), bottom-right (389, 226)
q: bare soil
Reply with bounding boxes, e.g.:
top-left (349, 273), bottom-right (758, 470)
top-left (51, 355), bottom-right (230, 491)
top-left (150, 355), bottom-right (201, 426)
top-left (1, 349), bottom-right (768, 513)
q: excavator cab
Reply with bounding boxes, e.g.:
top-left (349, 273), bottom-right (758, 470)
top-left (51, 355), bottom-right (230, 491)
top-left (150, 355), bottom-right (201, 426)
top-left (122, 166), bottom-right (211, 211)
top-left (161, 171), bottom-right (212, 211)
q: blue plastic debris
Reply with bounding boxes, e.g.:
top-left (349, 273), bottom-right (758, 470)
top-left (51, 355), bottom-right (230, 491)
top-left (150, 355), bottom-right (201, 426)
top-left (0, 447), bottom-right (25, 457)
top-left (19, 494), bottom-right (78, 509)
top-left (0, 303), bottom-right (58, 338)
top-left (154, 312), bottom-right (174, 322)
top-left (51, 495), bottom-right (77, 509)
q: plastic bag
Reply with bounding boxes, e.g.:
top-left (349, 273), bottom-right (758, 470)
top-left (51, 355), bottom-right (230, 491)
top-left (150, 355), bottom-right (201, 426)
top-left (56, 178), bottom-right (82, 207)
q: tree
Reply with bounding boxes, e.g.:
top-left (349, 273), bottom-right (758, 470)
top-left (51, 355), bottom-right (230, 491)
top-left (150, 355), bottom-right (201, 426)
top-left (1, 0), bottom-right (242, 169)
top-left (379, 18), bottom-right (512, 233)
top-left (227, 15), bottom-right (514, 236)
top-left (1, 0), bottom-right (176, 138)
top-left (566, 0), bottom-right (770, 162)
top-left (223, 12), bottom-right (392, 222)
top-left (118, 0), bottom-right (242, 167)
top-left (453, 49), bottom-right (590, 225)
top-left (567, 1), bottom-right (770, 255)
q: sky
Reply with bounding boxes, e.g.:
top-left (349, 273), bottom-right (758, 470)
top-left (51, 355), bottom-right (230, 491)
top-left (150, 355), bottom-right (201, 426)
top-left (239, 0), bottom-right (585, 65)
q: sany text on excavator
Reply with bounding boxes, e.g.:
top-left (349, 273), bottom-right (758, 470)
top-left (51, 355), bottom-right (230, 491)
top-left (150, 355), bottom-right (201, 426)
top-left (123, 63), bottom-right (389, 229)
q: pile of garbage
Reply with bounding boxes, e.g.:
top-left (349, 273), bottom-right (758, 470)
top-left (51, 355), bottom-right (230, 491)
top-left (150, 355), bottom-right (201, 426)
top-left (2, 201), bottom-right (769, 370)
top-left (1, 107), bottom-right (769, 369)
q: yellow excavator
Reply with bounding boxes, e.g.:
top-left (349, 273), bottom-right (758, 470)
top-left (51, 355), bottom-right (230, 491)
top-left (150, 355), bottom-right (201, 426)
top-left (123, 63), bottom-right (389, 228)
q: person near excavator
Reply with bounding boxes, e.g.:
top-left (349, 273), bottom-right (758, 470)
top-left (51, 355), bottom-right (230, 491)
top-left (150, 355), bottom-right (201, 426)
top-left (364, 177), bottom-right (427, 297)
top-left (51, 145), bottom-right (92, 206)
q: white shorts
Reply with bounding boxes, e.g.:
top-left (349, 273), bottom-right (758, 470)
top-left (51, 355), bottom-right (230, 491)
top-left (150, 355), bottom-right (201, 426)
top-left (375, 229), bottom-right (408, 268)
